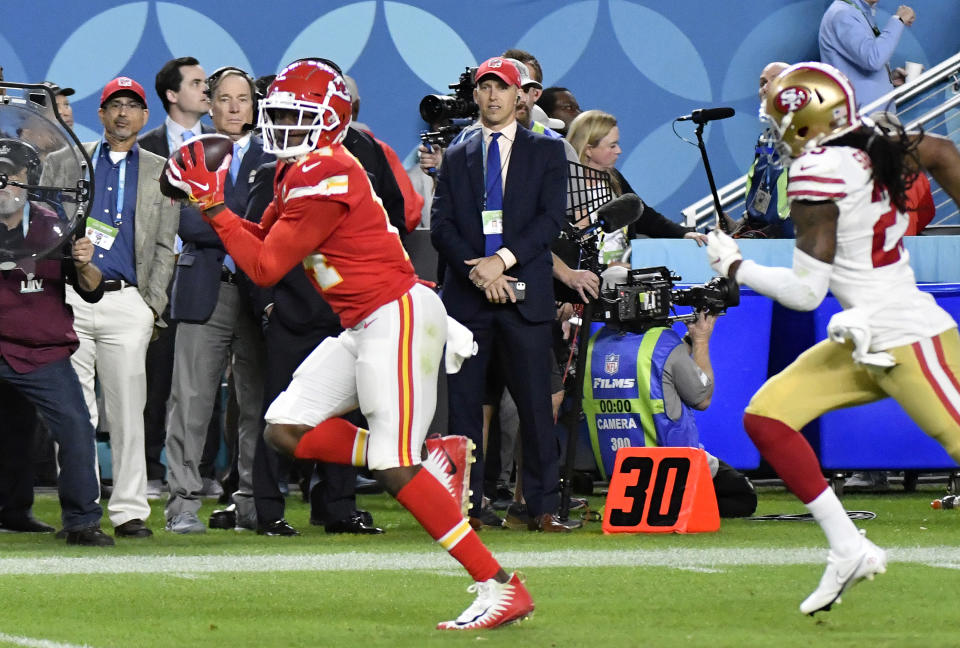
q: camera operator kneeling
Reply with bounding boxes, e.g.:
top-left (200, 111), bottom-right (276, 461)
top-left (676, 312), bottom-right (757, 517)
top-left (585, 299), bottom-right (757, 518)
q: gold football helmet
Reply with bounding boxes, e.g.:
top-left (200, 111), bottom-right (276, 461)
top-left (760, 62), bottom-right (860, 159)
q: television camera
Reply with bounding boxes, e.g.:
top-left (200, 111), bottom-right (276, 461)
top-left (418, 67), bottom-right (478, 168)
top-left (597, 266), bottom-right (739, 327)
top-left (419, 66), bottom-right (478, 125)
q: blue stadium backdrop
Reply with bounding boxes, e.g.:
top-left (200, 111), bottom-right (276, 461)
top-left (3, 0), bottom-right (958, 218)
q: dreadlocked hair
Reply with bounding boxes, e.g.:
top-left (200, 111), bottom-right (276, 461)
top-left (826, 123), bottom-right (922, 213)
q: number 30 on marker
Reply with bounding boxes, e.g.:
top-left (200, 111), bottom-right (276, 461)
top-left (602, 447), bottom-right (720, 534)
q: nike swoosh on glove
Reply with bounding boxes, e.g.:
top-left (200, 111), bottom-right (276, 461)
top-left (165, 140), bottom-right (231, 211)
top-left (705, 229), bottom-right (742, 277)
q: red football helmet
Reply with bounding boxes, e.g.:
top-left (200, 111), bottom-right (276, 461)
top-left (258, 60), bottom-right (352, 159)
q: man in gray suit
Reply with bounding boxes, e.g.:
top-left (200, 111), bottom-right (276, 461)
top-left (164, 67), bottom-right (273, 534)
top-left (43, 76), bottom-right (179, 539)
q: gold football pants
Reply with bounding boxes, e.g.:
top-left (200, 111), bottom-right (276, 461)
top-left (746, 327), bottom-right (960, 463)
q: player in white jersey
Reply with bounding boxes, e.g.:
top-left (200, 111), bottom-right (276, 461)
top-left (788, 144), bottom-right (956, 349)
top-left (704, 62), bottom-right (960, 616)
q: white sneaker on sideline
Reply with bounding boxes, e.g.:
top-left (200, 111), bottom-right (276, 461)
top-left (199, 478), bottom-right (224, 499)
top-left (800, 531), bottom-right (886, 615)
top-left (437, 572), bottom-right (533, 630)
top-left (843, 472), bottom-right (889, 489)
top-left (166, 512), bottom-right (207, 534)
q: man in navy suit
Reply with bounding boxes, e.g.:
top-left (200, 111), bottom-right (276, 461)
top-left (138, 56), bottom-right (216, 499)
top-left (431, 57), bottom-right (569, 532)
top-left (163, 67), bottom-right (275, 534)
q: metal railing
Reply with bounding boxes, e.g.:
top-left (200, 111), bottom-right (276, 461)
top-left (682, 51), bottom-right (960, 231)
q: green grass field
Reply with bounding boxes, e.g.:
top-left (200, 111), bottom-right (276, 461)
top-left (1, 485), bottom-right (959, 648)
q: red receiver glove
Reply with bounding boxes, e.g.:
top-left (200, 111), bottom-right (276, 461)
top-left (165, 140), bottom-right (231, 211)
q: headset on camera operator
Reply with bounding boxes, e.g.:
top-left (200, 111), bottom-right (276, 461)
top-left (583, 265), bottom-right (757, 517)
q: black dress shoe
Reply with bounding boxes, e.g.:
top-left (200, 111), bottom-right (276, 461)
top-left (257, 519), bottom-right (300, 536)
top-left (66, 525), bottom-right (115, 546)
top-left (469, 504), bottom-right (505, 530)
top-left (208, 504), bottom-right (237, 530)
top-left (309, 509), bottom-right (373, 527)
top-left (355, 509), bottom-right (374, 526)
top-left (0, 516), bottom-right (56, 533)
top-left (325, 512), bottom-right (384, 534)
top-left (114, 518), bottom-right (153, 538)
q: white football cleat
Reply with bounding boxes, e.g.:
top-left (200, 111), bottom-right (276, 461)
top-left (800, 531), bottom-right (887, 615)
top-left (437, 572), bottom-right (534, 630)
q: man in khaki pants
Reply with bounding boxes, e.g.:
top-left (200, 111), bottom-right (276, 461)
top-left (44, 76), bottom-right (179, 539)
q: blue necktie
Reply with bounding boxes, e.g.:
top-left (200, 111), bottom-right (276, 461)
top-left (182, 129), bottom-right (195, 144)
top-left (229, 141), bottom-right (242, 183)
top-left (222, 141), bottom-right (242, 274)
top-left (484, 132), bottom-right (503, 256)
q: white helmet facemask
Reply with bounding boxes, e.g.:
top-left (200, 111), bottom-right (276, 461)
top-left (258, 80), bottom-right (352, 160)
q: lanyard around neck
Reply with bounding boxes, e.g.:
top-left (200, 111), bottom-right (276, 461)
top-left (838, 0), bottom-right (881, 36)
top-left (92, 141), bottom-right (128, 226)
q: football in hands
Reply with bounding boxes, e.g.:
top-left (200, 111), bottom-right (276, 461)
top-left (159, 133), bottom-right (234, 201)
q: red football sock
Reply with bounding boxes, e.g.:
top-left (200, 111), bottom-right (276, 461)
top-left (743, 412), bottom-right (827, 503)
top-left (293, 418), bottom-right (368, 466)
top-left (396, 467), bottom-right (501, 582)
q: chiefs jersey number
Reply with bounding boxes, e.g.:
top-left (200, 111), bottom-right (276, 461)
top-left (303, 253), bottom-right (344, 290)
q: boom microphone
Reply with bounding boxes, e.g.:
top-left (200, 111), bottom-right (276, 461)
top-left (676, 107), bottom-right (735, 124)
top-left (595, 192), bottom-right (644, 233)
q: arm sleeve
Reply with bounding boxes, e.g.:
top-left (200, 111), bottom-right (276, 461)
top-left (736, 248), bottom-right (833, 311)
top-left (662, 345), bottom-right (712, 420)
top-left (614, 170), bottom-right (690, 239)
top-left (177, 204), bottom-right (223, 247)
top-left (629, 201), bottom-right (691, 239)
top-left (146, 198), bottom-right (180, 314)
top-left (430, 147), bottom-right (482, 280)
top-left (63, 257), bottom-right (104, 303)
top-left (209, 197), bottom-right (347, 287)
top-left (370, 141), bottom-right (407, 240)
top-left (831, 10), bottom-right (904, 72)
top-left (242, 164), bottom-right (279, 315)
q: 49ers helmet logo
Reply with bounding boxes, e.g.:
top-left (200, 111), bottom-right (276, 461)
top-left (775, 86), bottom-right (811, 113)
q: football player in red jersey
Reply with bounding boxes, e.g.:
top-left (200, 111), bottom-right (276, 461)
top-left (705, 62), bottom-right (960, 616)
top-left (165, 59), bottom-right (533, 630)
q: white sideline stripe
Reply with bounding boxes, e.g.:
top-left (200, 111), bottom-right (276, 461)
top-left (0, 546), bottom-right (957, 575)
top-left (0, 632), bottom-right (92, 648)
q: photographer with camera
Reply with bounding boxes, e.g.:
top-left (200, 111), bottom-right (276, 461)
top-left (0, 137), bottom-right (112, 545)
top-left (584, 266), bottom-right (757, 518)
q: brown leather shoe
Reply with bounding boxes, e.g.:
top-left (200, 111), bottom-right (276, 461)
top-left (528, 513), bottom-right (576, 532)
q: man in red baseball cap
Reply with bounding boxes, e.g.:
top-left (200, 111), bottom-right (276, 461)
top-left (474, 56), bottom-right (521, 89)
top-left (99, 76), bottom-right (148, 109)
